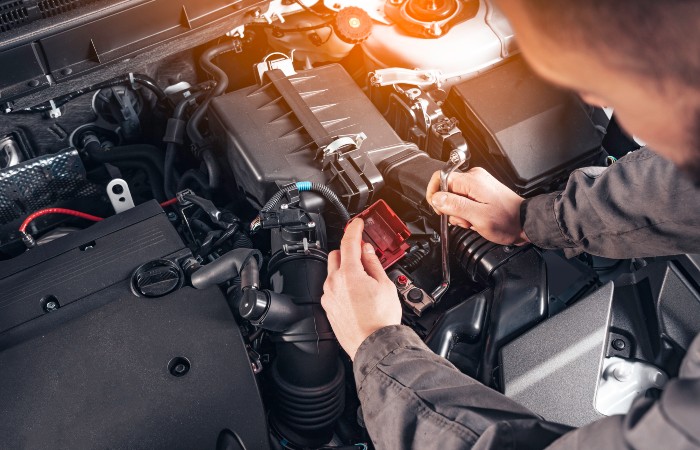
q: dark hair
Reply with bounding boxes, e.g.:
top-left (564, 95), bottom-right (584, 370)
top-left (514, 0), bottom-right (700, 89)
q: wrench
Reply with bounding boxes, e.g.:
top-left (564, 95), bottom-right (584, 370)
top-left (431, 147), bottom-right (469, 301)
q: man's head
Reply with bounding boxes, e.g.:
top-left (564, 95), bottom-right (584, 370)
top-left (495, 0), bottom-right (700, 182)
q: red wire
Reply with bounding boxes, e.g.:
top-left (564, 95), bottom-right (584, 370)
top-left (19, 208), bottom-right (104, 233)
top-left (20, 199), bottom-right (180, 235)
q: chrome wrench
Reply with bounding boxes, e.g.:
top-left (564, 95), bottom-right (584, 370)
top-left (431, 148), bottom-right (469, 301)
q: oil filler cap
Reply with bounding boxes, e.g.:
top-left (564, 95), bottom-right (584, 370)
top-left (334, 7), bottom-right (373, 44)
top-left (131, 259), bottom-right (183, 298)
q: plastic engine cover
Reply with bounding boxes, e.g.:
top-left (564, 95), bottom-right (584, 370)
top-left (209, 64), bottom-right (409, 211)
top-left (0, 202), bottom-right (270, 449)
top-left (445, 56), bottom-right (607, 196)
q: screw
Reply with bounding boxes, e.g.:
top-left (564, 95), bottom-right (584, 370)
top-left (612, 338), bottom-right (626, 351)
top-left (307, 221), bottom-right (316, 228)
top-left (167, 212), bottom-right (177, 222)
top-left (45, 301), bottom-right (58, 312)
top-left (174, 363), bottom-right (187, 374)
top-left (504, 246), bottom-right (513, 253)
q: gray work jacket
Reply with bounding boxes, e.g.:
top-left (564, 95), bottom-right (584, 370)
top-left (355, 148), bottom-right (700, 449)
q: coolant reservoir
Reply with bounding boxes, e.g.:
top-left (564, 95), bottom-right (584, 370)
top-left (362, 0), bottom-right (516, 87)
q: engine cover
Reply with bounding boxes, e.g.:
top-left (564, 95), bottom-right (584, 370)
top-left (0, 202), bottom-right (270, 449)
top-left (209, 64), bottom-right (409, 212)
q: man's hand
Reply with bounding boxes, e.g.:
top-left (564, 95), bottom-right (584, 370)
top-left (321, 219), bottom-right (402, 360)
top-left (426, 167), bottom-right (529, 245)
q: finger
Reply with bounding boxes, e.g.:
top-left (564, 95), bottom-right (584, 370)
top-left (426, 171), bottom-right (441, 208)
top-left (447, 167), bottom-right (495, 201)
top-left (431, 192), bottom-right (486, 220)
top-left (327, 250), bottom-right (340, 273)
top-left (340, 218), bottom-right (364, 269)
top-left (360, 242), bottom-right (385, 281)
top-left (449, 216), bottom-right (472, 229)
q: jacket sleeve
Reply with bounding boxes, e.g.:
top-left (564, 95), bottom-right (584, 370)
top-left (354, 326), bottom-right (700, 450)
top-left (353, 325), bottom-right (571, 449)
top-left (520, 148), bottom-right (700, 259)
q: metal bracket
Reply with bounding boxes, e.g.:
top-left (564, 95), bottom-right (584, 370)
top-left (370, 68), bottom-right (442, 89)
top-left (106, 178), bottom-right (135, 213)
top-left (595, 357), bottom-right (668, 416)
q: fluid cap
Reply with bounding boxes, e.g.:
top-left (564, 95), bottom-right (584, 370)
top-left (334, 7), bottom-right (373, 44)
top-left (131, 259), bottom-right (183, 298)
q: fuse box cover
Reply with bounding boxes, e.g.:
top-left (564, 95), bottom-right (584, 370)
top-left (354, 199), bottom-right (411, 269)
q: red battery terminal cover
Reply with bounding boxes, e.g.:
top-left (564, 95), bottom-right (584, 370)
top-left (352, 200), bottom-right (411, 269)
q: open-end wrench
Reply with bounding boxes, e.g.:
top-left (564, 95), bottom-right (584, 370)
top-left (431, 147), bottom-right (469, 301)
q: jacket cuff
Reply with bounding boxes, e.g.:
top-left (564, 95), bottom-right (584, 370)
top-left (521, 192), bottom-right (575, 250)
top-left (353, 325), bottom-right (426, 387)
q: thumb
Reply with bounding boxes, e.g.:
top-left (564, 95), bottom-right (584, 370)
top-left (361, 243), bottom-right (385, 280)
top-left (431, 192), bottom-right (483, 220)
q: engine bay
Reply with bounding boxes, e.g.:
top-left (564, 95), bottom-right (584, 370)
top-left (0, 1), bottom-right (699, 449)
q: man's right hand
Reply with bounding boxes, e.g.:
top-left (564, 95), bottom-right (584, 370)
top-left (426, 167), bottom-right (530, 246)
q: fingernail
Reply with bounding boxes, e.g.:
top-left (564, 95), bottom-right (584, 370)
top-left (432, 192), bottom-right (446, 207)
top-left (363, 243), bottom-right (375, 254)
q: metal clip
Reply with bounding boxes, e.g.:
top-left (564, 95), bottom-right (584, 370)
top-left (320, 132), bottom-right (367, 159)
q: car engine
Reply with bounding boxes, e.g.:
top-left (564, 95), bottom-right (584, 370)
top-left (0, 1), bottom-right (698, 449)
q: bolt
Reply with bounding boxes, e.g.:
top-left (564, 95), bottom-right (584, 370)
top-left (174, 363), bottom-right (187, 374)
top-left (612, 338), bottom-right (626, 351)
top-left (396, 275), bottom-right (409, 287)
top-left (167, 212), bottom-right (177, 222)
top-left (612, 364), bottom-right (632, 382)
top-left (504, 246), bottom-right (513, 253)
top-left (45, 301), bottom-right (58, 311)
top-left (307, 221), bottom-right (316, 228)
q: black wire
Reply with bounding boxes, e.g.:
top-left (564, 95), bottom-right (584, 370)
top-left (248, 19), bottom-right (334, 34)
top-left (15, 73), bottom-right (170, 113)
top-left (260, 183), bottom-right (350, 223)
top-left (292, 0), bottom-right (329, 17)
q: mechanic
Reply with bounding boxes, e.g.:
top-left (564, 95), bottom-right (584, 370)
top-left (321, 0), bottom-right (700, 448)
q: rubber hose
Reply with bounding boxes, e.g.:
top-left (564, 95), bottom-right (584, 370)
top-left (164, 142), bottom-right (179, 199)
top-left (186, 40), bottom-right (239, 147)
top-left (177, 169), bottom-right (211, 194)
top-left (190, 248), bottom-right (263, 290)
top-left (164, 90), bottom-right (209, 198)
top-left (108, 161), bottom-right (164, 201)
top-left (201, 148), bottom-right (222, 191)
top-left (87, 144), bottom-right (166, 201)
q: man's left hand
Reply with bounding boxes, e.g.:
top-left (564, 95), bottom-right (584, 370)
top-left (321, 219), bottom-right (402, 360)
